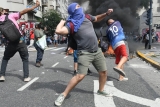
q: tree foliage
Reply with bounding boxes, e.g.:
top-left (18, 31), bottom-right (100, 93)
top-left (140, 0), bottom-right (150, 9)
top-left (40, 10), bottom-right (62, 35)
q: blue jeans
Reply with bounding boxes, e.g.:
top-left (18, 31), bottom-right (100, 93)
top-left (0, 42), bottom-right (29, 78)
top-left (34, 43), bottom-right (44, 63)
top-left (73, 50), bottom-right (78, 63)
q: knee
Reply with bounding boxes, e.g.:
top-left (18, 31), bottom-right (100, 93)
top-left (75, 74), bottom-right (85, 81)
top-left (22, 54), bottom-right (29, 62)
top-left (99, 71), bottom-right (107, 76)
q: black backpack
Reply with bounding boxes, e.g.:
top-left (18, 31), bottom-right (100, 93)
top-left (99, 36), bottom-right (109, 52)
top-left (0, 15), bottom-right (22, 42)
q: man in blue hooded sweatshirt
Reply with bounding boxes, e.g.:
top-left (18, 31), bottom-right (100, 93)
top-left (54, 3), bottom-right (113, 106)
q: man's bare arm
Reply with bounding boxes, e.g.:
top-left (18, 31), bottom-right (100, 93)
top-left (55, 20), bottom-right (69, 36)
top-left (94, 9), bottom-right (113, 22)
top-left (20, 0), bottom-right (40, 16)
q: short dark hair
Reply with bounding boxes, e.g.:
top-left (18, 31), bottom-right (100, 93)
top-left (106, 19), bottom-right (110, 26)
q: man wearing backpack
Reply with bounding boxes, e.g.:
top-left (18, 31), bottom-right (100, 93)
top-left (0, 0), bottom-right (40, 82)
top-left (54, 3), bottom-right (113, 106)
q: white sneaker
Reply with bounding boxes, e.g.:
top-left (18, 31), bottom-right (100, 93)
top-left (54, 94), bottom-right (65, 106)
top-left (24, 77), bottom-right (31, 82)
top-left (119, 77), bottom-right (128, 81)
top-left (0, 76), bottom-right (5, 82)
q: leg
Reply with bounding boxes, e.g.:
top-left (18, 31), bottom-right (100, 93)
top-left (92, 48), bottom-right (107, 91)
top-left (55, 50), bottom-right (92, 106)
top-left (73, 50), bottom-right (78, 75)
top-left (116, 56), bottom-right (127, 69)
top-left (145, 40), bottom-right (149, 49)
top-left (18, 42), bottom-right (29, 78)
top-left (0, 43), bottom-right (17, 76)
top-left (98, 71), bottom-right (107, 91)
top-left (62, 74), bottom-right (85, 97)
top-left (34, 43), bottom-right (44, 67)
top-left (114, 45), bottom-right (128, 80)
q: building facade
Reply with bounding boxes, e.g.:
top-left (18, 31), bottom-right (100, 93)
top-left (139, 0), bottom-right (160, 35)
top-left (42, 0), bottom-right (68, 19)
top-left (56, 0), bottom-right (68, 19)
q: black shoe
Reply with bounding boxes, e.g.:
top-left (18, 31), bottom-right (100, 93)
top-left (73, 70), bottom-right (77, 76)
top-left (87, 69), bottom-right (92, 75)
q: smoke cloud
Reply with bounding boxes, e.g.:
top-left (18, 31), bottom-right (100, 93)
top-left (70, 0), bottom-right (142, 32)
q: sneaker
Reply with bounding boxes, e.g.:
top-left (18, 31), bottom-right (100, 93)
top-left (54, 94), bottom-right (65, 106)
top-left (24, 77), bottom-right (31, 82)
top-left (0, 76), bottom-right (5, 82)
top-left (97, 90), bottom-right (113, 97)
top-left (87, 69), bottom-right (92, 75)
top-left (113, 67), bottom-right (126, 77)
top-left (40, 63), bottom-right (43, 66)
top-left (35, 63), bottom-right (41, 67)
top-left (119, 77), bottom-right (128, 81)
top-left (40, 62), bottom-right (43, 66)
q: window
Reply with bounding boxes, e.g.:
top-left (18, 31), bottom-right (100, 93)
top-left (7, 0), bottom-right (24, 3)
top-left (157, 7), bottom-right (160, 12)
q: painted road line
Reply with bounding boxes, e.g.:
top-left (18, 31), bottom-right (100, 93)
top-left (17, 77), bottom-right (39, 91)
top-left (94, 80), bottom-right (160, 107)
top-left (64, 56), bottom-right (68, 59)
top-left (128, 64), bottom-right (151, 69)
top-left (51, 47), bottom-right (66, 51)
top-left (94, 80), bottom-right (116, 107)
top-left (52, 62), bottom-right (59, 67)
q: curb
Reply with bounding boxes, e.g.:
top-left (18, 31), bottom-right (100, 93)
top-left (136, 51), bottom-right (160, 70)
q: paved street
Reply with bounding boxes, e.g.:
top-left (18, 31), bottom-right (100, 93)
top-left (0, 44), bottom-right (160, 107)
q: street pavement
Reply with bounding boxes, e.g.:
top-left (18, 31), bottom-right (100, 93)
top-left (0, 44), bottom-right (160, 107)
top-left (136, 42), bottom-right (160, 70)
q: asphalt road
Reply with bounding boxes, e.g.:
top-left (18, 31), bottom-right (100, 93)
top-left (0, 44), bottom-right (160, 107)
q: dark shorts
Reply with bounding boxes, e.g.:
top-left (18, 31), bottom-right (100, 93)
top-left (77, 48), bottom-right (107, 75)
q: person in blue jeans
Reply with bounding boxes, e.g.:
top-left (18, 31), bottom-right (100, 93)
top-left (73, 50), bottom-right (92, 75)
top-left (34, 24), bottom-right (44, 67)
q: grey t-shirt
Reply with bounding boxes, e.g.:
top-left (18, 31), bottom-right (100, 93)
top-left (34, 29), bottom-right (44, 42)
top-left (66, 15), bottom-right (98, 52)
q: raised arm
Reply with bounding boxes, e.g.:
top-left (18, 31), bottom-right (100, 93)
top-left (20, 0), bottom-right (40, 16)
top-left (94, 9), bottom-right (113, 22)
top-left (55, 20), bottom-right (69, 36)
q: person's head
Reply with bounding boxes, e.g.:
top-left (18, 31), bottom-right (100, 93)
top-left (37, 24), bottom-right (41, 29)
top-left (68, 3), bottom-right (83, 16)
top-left (0, 7), bottom-right (3, 16)
top-left (44, 26), bottom-right (47, 30)
top-left (106, 19), bottom-right (115, 26)
top-left (2, 9), bottom-right (9, 15)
